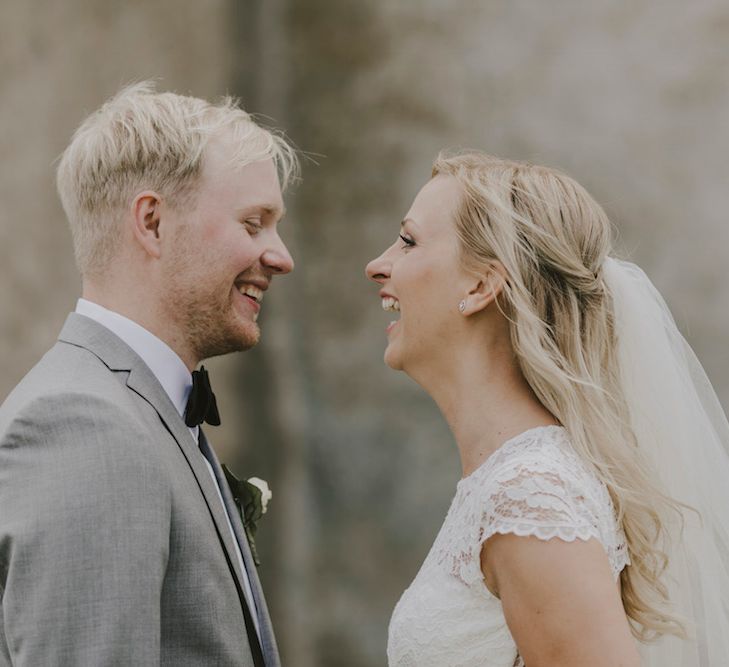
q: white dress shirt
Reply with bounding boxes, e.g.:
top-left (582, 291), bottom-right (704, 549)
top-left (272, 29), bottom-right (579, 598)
top-left (75, 298), bottom-right (261, 636)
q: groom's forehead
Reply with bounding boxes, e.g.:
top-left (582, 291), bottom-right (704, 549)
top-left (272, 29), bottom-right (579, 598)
top-left (198, 154), bottom-right (284, 210)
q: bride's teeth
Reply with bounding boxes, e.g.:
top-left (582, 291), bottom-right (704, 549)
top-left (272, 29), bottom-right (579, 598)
top-left (381, 297), bottom-right (400, 312)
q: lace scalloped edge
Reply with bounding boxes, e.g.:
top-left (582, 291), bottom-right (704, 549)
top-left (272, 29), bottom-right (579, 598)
top-left (478, 522), bottom-right (630, 579)
top-left (480, 521), bottom-right (600, 545)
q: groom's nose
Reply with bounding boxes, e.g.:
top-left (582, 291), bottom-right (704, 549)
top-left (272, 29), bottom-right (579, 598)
top-left (261, 231), bottom-right (294, 275)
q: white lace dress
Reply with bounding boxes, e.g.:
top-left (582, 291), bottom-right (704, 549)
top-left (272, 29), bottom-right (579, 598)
top-left (387, 425), bottom-right (630, 667)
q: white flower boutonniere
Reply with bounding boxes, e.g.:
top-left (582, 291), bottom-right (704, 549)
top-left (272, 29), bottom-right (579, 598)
top-left (246, 477), bottom-right (272, 513)
top-left (222, 465), bottom-right (272, 566)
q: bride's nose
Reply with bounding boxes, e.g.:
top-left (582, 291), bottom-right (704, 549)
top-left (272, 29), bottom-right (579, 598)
top-left (366, 248), bottom-right (392, 284)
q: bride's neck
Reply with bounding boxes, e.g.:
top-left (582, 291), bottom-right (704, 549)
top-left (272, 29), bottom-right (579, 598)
top-left (422, 346), bottom-right (558, 478)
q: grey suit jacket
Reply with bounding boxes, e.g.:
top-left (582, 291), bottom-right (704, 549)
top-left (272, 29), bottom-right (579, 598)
top-left (0, 314), bottom-right (280, 666)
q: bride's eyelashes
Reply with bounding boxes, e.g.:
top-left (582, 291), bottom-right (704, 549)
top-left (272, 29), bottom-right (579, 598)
top-left (399, 234), bottom-right (415, 248)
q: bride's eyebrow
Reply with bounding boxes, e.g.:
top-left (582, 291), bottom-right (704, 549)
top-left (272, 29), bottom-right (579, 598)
top-left (401, 218), bottom-right (418, 229)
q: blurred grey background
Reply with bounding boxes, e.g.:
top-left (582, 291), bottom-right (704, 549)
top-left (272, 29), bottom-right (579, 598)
top-left (2, 1), bottom-right (728, 665)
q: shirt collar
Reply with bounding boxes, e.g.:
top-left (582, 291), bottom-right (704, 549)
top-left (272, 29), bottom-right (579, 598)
top-left (75, 298), bottom-right (192, 417)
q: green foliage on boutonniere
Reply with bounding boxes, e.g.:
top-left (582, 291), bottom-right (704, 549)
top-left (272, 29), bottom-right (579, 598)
top-left (222, 465), bottom-right (272, 567)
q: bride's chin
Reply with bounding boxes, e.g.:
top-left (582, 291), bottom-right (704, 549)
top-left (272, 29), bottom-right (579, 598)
top-left (383, 345), bottom-right (404, 371)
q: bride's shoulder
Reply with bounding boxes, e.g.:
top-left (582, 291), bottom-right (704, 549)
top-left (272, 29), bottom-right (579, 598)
top-left (468, 425), bottom-right (585, 489)
top-left (461, 425), bottom-right (613, 533)
top-left (437, 425), bottom-right (628, 586)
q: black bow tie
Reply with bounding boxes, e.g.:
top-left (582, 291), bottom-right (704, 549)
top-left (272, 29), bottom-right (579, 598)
top-left (184, 366), bottom-right (221, 427)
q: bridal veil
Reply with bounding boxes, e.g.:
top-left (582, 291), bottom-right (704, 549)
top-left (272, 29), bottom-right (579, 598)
top-left (603, 258), bottom-right (729, 664)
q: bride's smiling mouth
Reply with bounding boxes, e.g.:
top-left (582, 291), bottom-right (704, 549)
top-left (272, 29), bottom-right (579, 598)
top-left (381, 294), bottom-right (401, 334)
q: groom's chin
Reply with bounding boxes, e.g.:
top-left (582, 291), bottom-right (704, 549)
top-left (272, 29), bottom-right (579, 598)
top-left (227, 317), bottom-right (261, 351)
top-left (237, 323), bottom-right (261, 350)
top-left (196, 323), bottom-right (261, 360)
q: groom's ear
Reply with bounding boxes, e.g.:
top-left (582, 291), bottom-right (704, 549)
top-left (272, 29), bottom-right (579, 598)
top-left (130, 191), bottom-right (164, 259)
top-left (462, 261), bottom-right (508, 315)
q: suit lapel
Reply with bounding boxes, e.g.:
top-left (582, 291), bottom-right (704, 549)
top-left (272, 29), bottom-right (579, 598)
top-left (124, 369), bottom-right (252, 597)
top-left (57, 314), bottom-right (251, 612)
top-left (198, 431), bottom-right (281, 667)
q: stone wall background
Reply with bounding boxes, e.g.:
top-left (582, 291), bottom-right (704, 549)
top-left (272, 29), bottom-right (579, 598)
top-left (2, 2), bottom-right (728, 665)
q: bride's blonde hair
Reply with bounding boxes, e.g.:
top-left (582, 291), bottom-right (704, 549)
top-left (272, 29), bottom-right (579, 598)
top-left (432, 150), bottom-right (685, 640)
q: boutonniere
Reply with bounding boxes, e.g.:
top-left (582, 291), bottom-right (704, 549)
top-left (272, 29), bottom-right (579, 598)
top-left (222, 465), bottom-right (272, 567)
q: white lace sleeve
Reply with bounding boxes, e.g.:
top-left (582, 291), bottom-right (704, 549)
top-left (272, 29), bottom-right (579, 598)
top-left (481, 459), bottom-right (602, 546)
top-left (477, 443), bottom-right (629, 580)
top-left (440, 432), bottom-right (629, 589)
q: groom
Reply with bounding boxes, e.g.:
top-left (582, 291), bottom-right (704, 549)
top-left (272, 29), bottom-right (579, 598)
top-left (0, 82), bottom-right (297, 666)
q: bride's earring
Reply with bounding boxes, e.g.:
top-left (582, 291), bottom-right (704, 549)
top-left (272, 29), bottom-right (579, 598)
top-left (458, 300), bottom-right (466, 313)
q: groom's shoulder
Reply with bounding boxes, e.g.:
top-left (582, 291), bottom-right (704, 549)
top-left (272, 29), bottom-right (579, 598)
top-left (0, 343), bottom-right (167, 500)
top-left (0, 342), bottom-right (173, 537)
top-left (1, 338), bottom-right (143, 445)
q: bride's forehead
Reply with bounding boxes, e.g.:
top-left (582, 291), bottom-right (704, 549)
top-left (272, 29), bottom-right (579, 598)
top-left (407, 176), bottom-right (462, 227)
top-left (418, 174), bottom-right (461, 201)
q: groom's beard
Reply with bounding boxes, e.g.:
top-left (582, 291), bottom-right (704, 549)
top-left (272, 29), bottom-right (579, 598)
top-left (160, 248), bottom-right (261, 363)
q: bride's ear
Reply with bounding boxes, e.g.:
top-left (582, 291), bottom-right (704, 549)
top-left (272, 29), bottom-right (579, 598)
top-left (461, 262), bottom-right (507, 315)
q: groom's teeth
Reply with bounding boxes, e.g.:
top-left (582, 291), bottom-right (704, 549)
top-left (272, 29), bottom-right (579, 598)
top-left (239, 284), bottom-right (263, 302)
top-left (381, 297), bottom-right (400, 312)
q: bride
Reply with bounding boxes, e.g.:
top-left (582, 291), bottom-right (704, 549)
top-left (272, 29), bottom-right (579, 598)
top-left (366, 152), bottom-right (729, 666)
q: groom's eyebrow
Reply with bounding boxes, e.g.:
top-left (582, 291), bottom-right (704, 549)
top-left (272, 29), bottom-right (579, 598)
top-left (266, 205), bottom-right (287, 219)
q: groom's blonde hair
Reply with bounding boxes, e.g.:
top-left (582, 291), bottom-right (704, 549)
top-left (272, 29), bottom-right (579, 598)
top-left (432, 150), bottom-right (686, 641)
top-left (57, 81), bottom-right (299, 278)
